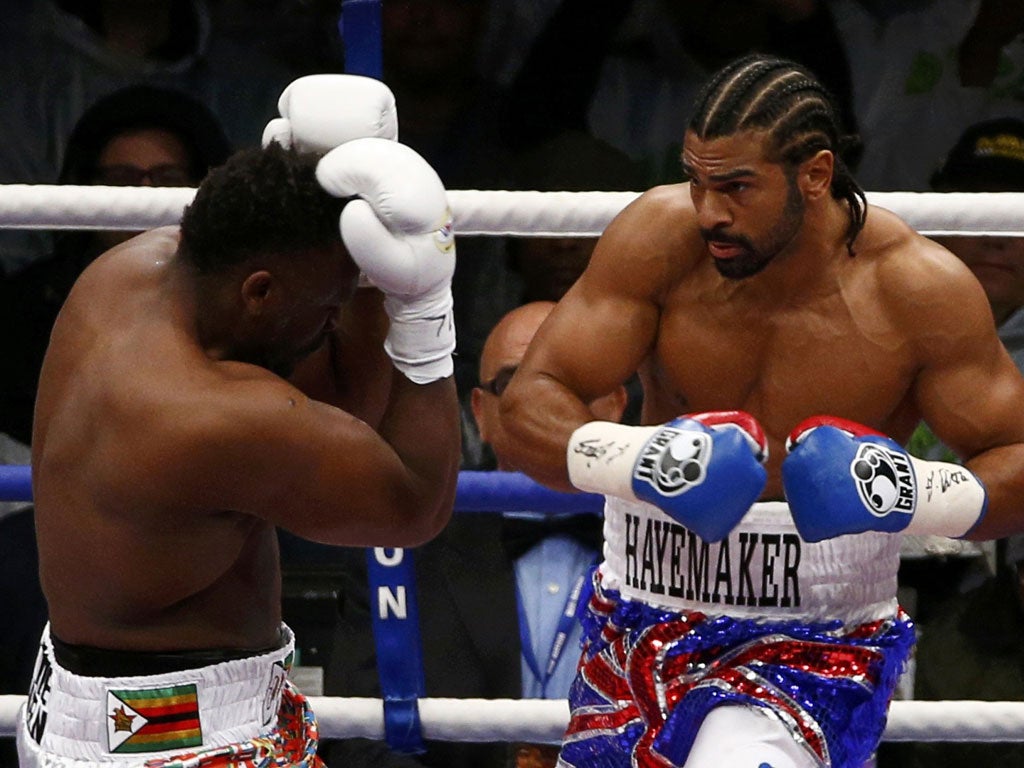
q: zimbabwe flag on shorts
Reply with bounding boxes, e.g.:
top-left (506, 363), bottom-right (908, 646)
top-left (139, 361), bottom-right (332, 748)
top-left (106, 683), bottom-right (203, 753)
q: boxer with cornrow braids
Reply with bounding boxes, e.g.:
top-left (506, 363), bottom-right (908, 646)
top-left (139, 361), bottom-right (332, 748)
top-left (497, 53), bottom-right (1024, 768)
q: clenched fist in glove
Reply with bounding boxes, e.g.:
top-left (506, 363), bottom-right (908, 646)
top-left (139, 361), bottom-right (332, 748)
top-left (317, 137), bottom-right (455, 384)
top-left (782, 415), bottom-right (988, 542)
top-left (566, 411), bottom-right (768, 542)
top-left (262, 74), bottom-right (398, 153)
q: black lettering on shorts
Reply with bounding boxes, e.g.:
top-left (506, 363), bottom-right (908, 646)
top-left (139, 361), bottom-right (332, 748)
top-left (26, 649), bottom-right (52, 743)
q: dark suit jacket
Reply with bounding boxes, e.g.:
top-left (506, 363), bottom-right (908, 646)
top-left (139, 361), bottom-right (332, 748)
top-left (320, 514), bottom-right (523, 768)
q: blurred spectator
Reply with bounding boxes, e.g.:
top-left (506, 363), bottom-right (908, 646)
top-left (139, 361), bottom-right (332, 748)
top-left (831, 0), bottom-right (1024, 191)
top-left (502, 0), bottom-right (859, 185)
top-left (477, 0), bottom-right (564, 87)
top-left (506, 130), bottom-right (646, 304)
top-left (323, 301), bottom-right (625, 768)
top-left (908, 116), bottom-right (1024, 445)
top-left (883, 117), bottom-right (1024, 765)
top-left (471, 301), bottom-right (623, 768)
top-left (0, 84), bottom-right (232, 447)
top-left (209, 0), bottom-right (344, 75)
top-left (930, 116), bottom-right (1024, 355)
top-left (459, 129), bottom-right (645, 469)
top-left (0, 0), bottom-right (300, 274)
top-left (903, 116), bottom-right (1024, 593)
top-left (381, 0), bottom-right (503, 180)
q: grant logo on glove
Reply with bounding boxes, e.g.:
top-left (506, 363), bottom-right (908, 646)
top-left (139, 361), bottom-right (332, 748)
top-left (632, 426), bottom-right (712, 496)
top-left (567, 411), bottom-right (768, 543)
top-left (783, 415), bottom-right (988, 542)
top-left (434, 212), bottom-right (455, 255)
top-left (850, 442), bottom-right (916, 517)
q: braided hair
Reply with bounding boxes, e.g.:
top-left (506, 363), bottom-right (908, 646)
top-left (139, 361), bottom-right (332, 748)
top-left (689, 54), bottom-right (866, 255)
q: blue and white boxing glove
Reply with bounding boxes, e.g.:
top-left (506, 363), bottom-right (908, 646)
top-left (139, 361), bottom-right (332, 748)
top-left (782, 415), bottom-right (988, 543)
top-left (316, 137), bottom-right (455, 384)
top-left (566, 411), bottom-right (768, 542)
top-left (262, 74), bottom-right (398, 153)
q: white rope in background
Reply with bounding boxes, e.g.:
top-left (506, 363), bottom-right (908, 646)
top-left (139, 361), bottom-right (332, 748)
top-left (1, 186), bottom-right (1024, 237)
top-left (3, 695), bottom-right (1024, 743)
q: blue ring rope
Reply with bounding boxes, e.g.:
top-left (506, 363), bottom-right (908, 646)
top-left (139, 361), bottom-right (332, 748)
top-left (0, 466), bottom-right (604, 513)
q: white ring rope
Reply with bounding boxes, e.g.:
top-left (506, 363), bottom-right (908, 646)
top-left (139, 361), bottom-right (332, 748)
top-left (306, 698), bottom-right (1024, 744)
top-left (1, 186), bottom-right (1024, 237)
top-left (3, 695), bottom-right (1024, 743)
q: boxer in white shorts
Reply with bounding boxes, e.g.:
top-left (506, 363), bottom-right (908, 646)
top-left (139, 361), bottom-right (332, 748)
top-left (18, 624), bottom-right (320, 768)
top-left (23, 75), bottom-right (462, 767)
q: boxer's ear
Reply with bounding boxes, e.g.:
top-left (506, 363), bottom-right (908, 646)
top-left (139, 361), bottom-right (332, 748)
top-left (799, 149), bottom-right (834, 201)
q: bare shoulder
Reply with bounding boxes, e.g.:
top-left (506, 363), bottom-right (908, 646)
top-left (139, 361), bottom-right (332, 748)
top-left (146, 362), bottom-right (331, 456)
top-left (133, 226), bottom-right (181, 247)
top-left (98, 226), bottom-right (180, 261)
top-left (857, 205), bottom-right (992, 331)
top-left (588, 183), bottom-right (703, 291)
top-left (605, 183), bottom-right (699, 244)
top-left (122, 361), bottom-right (353, 510)
top-left (72, 227), bottom-right (181, 289)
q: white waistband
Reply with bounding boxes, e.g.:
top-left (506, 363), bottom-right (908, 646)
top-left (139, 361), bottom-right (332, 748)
top-left (18, 623), bottom-right (295, 764)
top-left (600, 498), bottom-right (902, 625)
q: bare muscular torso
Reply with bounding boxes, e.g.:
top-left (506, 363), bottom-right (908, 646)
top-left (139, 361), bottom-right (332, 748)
top-left (642, 217), bottom-right (924, 498)
top-left (31, 227), bottom-right (376, 652)
top-left (503, 183), bottom-right (1020, 502)
top-left (633, 189), bottom-right (1004, 499)
top-left (31, 229), bottom-right (277, 650)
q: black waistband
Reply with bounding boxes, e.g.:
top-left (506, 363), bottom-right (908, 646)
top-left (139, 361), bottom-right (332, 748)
top-left (50, 629), bottom-right (285, 678)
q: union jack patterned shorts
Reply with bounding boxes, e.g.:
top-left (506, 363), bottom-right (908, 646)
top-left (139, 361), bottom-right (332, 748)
top-left (557, 570), bottom-right (915, 768)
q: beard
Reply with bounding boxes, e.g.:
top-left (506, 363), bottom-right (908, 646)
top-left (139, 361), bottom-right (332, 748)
top-left (703, 177), bottom-right (806, 280)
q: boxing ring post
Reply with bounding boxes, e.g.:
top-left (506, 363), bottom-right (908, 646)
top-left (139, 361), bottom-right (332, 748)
top-left (4, 185), bottom-right (1024, 748)
top-left (336, 5), bottom-right (437, 752)
top-left (339, 0), bottom-right (382, 82)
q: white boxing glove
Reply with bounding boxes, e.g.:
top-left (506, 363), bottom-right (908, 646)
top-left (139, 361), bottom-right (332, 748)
top-left (317, 137), bottom-right (456, 384)
top-left (262, 74), bottom-right (398, 154)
